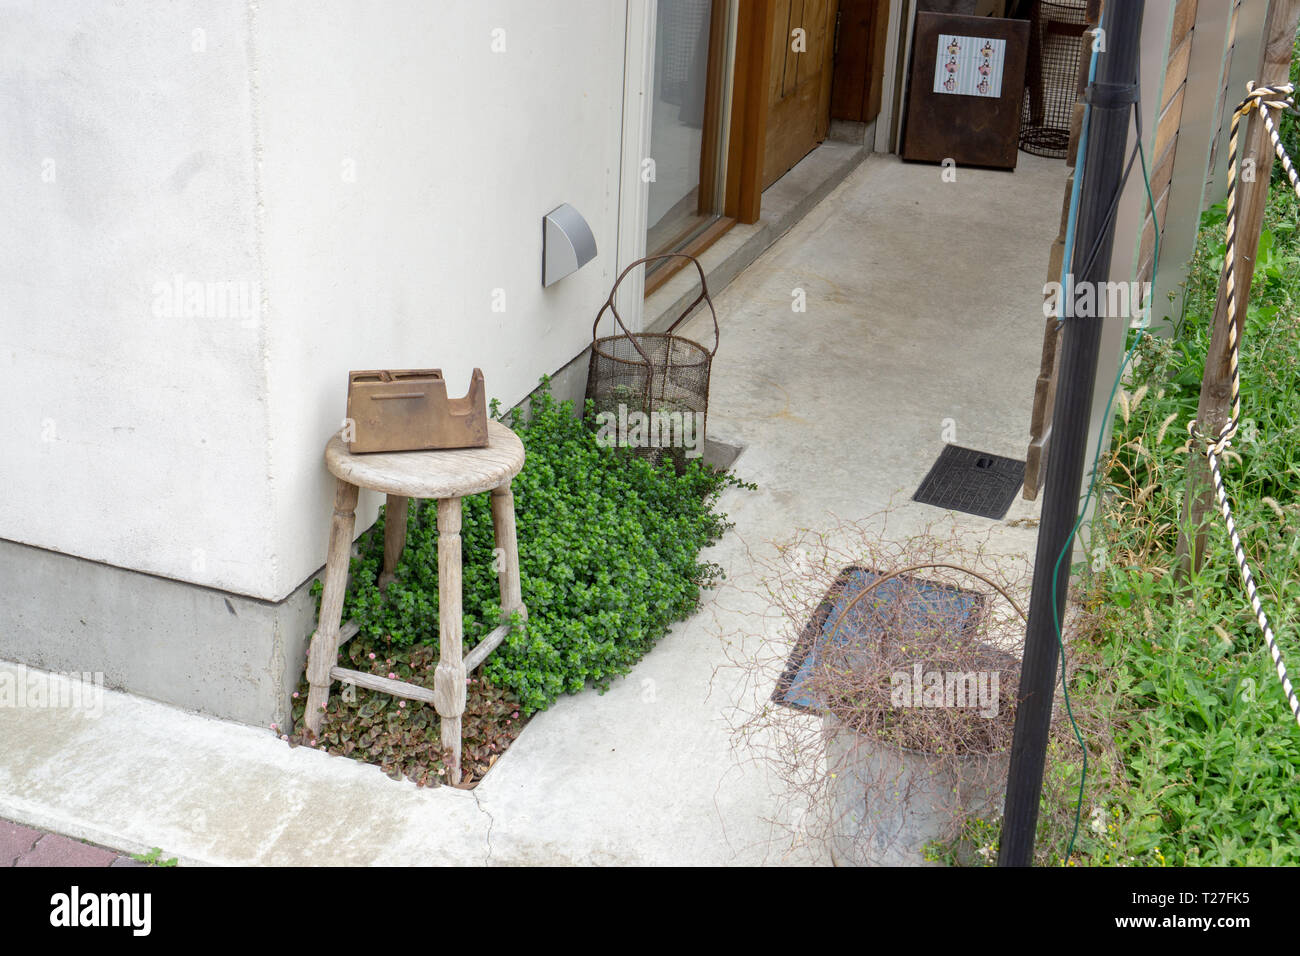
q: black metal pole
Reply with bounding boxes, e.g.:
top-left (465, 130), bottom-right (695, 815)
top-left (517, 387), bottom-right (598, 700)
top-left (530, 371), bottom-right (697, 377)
top-left (998, 0), bottom-right (1145, 867)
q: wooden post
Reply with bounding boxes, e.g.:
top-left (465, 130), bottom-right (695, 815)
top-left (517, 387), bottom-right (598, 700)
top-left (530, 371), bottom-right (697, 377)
top-left (378, 494), bottom-right (409, 592)
top-left (490, 482), bottom-right (526, 622)
top-left (305, 479), bottom-right (359, 736)
top-left (829, 0), bottom-right (892, 125)
top-left (1176, 0), bottom-right (1300, 577)
top-left (432, 497), bottom-right (467, 784)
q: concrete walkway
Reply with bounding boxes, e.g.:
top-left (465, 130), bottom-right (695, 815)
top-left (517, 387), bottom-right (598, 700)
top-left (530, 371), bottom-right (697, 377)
top-left (0, 153), bottom-right (1061, 865)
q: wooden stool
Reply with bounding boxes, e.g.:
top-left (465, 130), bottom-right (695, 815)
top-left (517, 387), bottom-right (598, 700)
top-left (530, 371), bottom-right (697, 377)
top-left (304, 419), bottom-right (527, 784)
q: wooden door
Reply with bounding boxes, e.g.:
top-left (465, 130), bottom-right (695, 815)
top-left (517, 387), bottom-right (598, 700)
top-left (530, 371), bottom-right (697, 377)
top-left (763, 0), bottom-right (840, 189)
top-left (830, 0), bottom-right (891, 125)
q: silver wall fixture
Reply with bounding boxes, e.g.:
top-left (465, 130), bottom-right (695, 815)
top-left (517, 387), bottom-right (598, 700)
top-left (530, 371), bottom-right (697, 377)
top-left (542, 203), bottom-right (597, 287)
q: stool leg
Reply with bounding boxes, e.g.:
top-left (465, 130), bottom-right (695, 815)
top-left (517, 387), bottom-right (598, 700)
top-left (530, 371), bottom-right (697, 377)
top-left (490, 481), bottom-right (527, 623)
top-left (305, 479), bottom-right (359, 737)
top-left (378, 494), bottom-right (409, 592)
top-left (431, 497), bottom-right (467, 784)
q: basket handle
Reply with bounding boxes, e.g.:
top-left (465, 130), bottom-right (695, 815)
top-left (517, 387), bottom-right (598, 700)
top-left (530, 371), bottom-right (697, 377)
top-left (591, 253), bottom-right (719, 357)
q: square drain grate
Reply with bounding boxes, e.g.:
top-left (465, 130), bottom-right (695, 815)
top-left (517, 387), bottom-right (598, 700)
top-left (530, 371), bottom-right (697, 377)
top-left (773, 565), bottom-right (984, 712)
top-left (912, 445), bottom-right (1025, 520)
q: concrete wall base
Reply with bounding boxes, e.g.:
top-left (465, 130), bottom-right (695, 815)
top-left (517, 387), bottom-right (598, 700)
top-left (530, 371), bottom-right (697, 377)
top-left (0, 537), bottom-right (320, 728)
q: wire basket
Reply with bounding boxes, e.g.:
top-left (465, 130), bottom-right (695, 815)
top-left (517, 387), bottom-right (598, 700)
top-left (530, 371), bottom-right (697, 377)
top-left (586, 254), bottom-right (719, 471)
top-left (1020, 0), bottom-right (1089, 158)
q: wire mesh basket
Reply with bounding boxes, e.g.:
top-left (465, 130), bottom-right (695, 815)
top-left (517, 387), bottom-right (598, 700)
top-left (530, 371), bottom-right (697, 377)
top-left (1020, 0), bottom-right (1089, 158)
top-left (586, 254), bottom-right (719, 471)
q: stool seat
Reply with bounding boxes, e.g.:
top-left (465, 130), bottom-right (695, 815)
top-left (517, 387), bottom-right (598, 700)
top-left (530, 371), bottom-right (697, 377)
top-left (325, 419), bottom-right (524, 498)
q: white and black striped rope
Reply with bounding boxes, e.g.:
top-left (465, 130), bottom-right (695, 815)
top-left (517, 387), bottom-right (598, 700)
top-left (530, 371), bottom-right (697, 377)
top-left (1206, 446), bottom-right (1300, 725)
top-left (1187, 82), bottom-right (1300, 727)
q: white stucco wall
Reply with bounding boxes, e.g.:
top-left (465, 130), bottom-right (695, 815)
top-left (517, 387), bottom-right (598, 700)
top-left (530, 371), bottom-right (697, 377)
top-left (0, 2), bottom-right (277, 596)
top-left (1, 1), bottom-right (634, 601)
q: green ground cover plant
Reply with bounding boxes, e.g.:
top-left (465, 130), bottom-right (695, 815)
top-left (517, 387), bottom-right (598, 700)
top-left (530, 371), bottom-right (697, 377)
top-left (130, 847), bottom-right (179, 867)
top-left (291, 379), bottom-right (749, 784)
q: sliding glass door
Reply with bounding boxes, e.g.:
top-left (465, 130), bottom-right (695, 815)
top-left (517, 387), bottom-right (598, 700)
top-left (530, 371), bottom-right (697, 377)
top-left (645, 0), bottom-right (735, 284)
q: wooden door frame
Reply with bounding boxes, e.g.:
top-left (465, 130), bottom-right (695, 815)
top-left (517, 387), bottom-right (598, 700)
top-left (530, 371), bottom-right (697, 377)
top-left (724, 0), bottom-right (778, 225)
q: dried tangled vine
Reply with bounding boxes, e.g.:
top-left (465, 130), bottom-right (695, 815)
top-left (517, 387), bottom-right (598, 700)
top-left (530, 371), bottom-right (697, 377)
top-left (715, 512), bottom-right (1077, 865)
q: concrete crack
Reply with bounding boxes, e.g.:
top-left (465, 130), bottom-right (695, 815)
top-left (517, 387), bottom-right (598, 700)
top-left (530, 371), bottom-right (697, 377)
top-left (470, 788), bottom-right (494, 863)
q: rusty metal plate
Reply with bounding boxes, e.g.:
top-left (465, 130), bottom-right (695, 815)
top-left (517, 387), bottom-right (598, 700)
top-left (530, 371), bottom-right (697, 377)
top-left (345, 368), bottom-right (489, 454)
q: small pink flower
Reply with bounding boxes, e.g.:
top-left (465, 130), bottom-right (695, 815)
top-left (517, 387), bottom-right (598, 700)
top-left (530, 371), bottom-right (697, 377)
top-left (368, 652), bottom-right (376, 660)
top-left (512, 711), bottom-right (519, 718)
top-left (310, 739), bottom-right (317, 746)
top-left (281, 734), bottom-right (289, 741)
top-left (292, 691), bottom-right (299, 699)
top-left (399, 701), bottom-right (406, 708)
top-left (388, 672), bottom-right (396, 679)
top-left (270, 723), bottom-right (279, 731)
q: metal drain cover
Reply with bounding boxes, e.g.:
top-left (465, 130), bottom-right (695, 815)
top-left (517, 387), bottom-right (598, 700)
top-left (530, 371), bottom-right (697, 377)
top-left (773, 565), bottom-right (984, 712)
top-left (912, 445), bottom-right (1025, 520)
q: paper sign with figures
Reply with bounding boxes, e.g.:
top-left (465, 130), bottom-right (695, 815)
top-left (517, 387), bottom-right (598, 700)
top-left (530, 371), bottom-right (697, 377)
top-left (932, 34), bottom-right (1006, 98)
